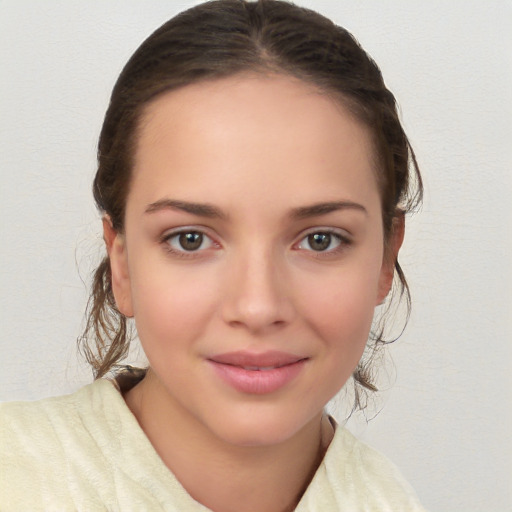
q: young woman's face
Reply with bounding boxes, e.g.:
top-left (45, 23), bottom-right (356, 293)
top-left (108, 74), bottom-right (397, 446)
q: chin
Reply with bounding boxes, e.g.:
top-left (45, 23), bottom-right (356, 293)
top-left (202, 405), bottom-right (319, 448)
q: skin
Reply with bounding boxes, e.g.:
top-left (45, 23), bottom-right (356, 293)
top-left (104, 74), bottom-right (403, 512)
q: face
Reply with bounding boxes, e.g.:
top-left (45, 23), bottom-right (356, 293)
top-left (106, 74), bottom-right (400, 447)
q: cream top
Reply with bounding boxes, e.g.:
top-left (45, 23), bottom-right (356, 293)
top-left (0, 379), bottom-right (426, 511)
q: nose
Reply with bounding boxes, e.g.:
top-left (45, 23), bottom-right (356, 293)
top-left (221, 244), bottom-right (295, 334)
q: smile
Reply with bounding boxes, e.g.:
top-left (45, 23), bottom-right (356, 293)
top-left (207, 351), bottom-right (308, 394)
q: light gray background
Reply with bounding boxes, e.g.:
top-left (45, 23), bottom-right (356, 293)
top-left (1, 1), bottom-right (511, 511)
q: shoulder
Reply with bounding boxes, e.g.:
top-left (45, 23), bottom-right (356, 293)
top-left (0, 380), bottom-right (117, 464)
top-left (0, 380), bottom-right (124, 508)
top-left (0, 379), bottom-right (194, 510)
top-left (331, 427), bottom-right (427, 511)
top-left (298, 424), bottom-right (427, 511)
top-left (0, 379), bottom-right (118, 446)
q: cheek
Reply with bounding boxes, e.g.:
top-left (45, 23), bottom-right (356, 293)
top-left (300, 269), bottom-right (380, 394)
top-left (300, 260), bottom-right (382, 338)
top-left (305, 285), bottom-right (376, 352)
top-left (128, 262), bottom-right (220, 350)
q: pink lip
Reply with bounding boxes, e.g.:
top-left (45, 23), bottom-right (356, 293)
top-left (207, 351), bottom-right (308, 395)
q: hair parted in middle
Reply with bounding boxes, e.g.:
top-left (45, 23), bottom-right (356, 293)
top-left (79, 0), bottom-right (422, 411)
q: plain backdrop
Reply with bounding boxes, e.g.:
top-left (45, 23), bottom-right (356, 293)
top-left (1, 1), bottom-right (511, 511)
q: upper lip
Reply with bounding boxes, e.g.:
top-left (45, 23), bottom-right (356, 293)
top-left (208, 350), bottom-right (307, 369)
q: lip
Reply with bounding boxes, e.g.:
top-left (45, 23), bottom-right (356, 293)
top-left (207, 350), bottom-right (308, 395)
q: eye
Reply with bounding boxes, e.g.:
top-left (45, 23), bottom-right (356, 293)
top-left (296, 231), bottom-right (348, 253)
top-left (164, 230), bottom-right (214, 253)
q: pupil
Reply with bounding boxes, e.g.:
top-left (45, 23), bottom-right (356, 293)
top-left (179, 232), bottom-right (203, 251)
top-left (309, 233), bottom-right (330, 251)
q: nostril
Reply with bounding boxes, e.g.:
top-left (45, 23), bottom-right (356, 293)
top-left (223, 301), bottom-right (293, 333)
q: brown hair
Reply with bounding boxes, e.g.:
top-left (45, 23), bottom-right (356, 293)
top-left (79, 0), bottom-right (423, 407)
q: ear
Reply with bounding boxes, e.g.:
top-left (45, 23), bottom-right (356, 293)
top-left (102, 216), bottom-right (134, 317)
top-left (377, 214), bottom-right (405, 305)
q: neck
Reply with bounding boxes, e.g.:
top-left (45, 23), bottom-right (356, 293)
top-left (124, 370), bottom-right (334, 512)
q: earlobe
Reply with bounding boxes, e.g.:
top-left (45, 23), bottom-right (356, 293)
top-left (102, 216), bottom-right (134, 318)
top-left (377, 214), bottom-right (405, 304)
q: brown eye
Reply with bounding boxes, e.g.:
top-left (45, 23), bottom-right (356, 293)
top-left (307, 233), bottom-right (331, 251)
top-left (165, 230), bottom-right (214, 253)
top-left (296, 231), bottom-right (347, 253)
top-left (178, 232), bottom-right (203, 251)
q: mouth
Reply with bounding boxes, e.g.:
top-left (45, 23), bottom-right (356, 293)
top-left (207, 351), bottom-right (308, 394)
top-left (209, 350), bottom-right (306, 368)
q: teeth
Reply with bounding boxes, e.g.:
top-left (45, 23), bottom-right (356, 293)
top-left (243, 366), bottom-right (276, 371)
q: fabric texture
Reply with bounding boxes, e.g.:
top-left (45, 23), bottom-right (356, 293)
top-left (0, 379), bottom-right (426, 511)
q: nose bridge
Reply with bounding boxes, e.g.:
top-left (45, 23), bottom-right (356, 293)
top-left (222, 238), bottom-right (292, 331)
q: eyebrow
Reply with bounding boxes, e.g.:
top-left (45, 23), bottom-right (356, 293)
top-left (290, 201), bottom-right (367, 219)
top-left (145, 199), bottom-right (226, 219)
top-left (145, 198), bottom-right (367, 220)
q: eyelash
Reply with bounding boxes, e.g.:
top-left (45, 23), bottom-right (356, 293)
top-left (294, 229), bottom-right (352, 256)
top-left (161, 228), bottom-right (218, 258)
top-left (160, 227), bottom-right (352, 259)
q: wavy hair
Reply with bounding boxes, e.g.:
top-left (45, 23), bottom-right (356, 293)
top-left (79, 0), bottom-right (423, 409)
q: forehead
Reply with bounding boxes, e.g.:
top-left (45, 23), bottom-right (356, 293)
top-left (130, 74), bottom-right (380, 215)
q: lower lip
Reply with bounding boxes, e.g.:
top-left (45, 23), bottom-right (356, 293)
top-left (208, 360), bottom-right (307, 395)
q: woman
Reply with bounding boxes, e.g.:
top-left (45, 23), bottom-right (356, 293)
top-left (1, 1), bottom-right (425, 510)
